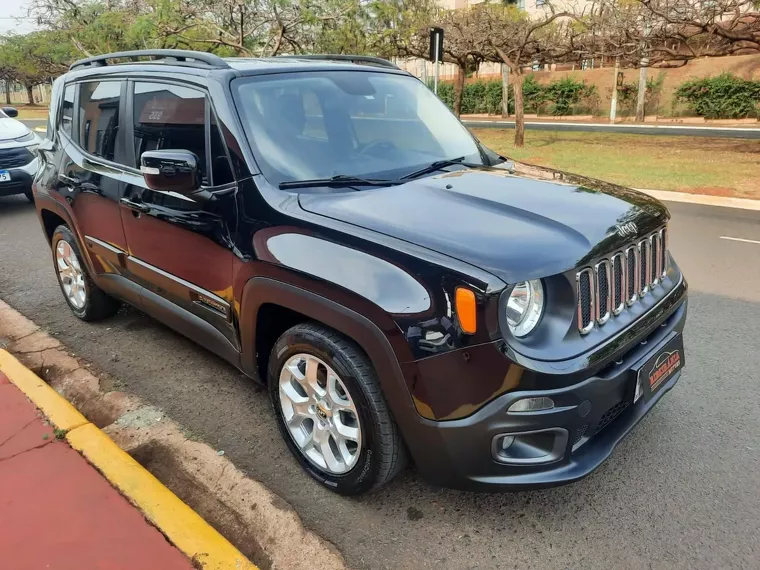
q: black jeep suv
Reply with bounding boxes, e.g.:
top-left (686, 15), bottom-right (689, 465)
top-left (33, 50), bottom-right (687, 495)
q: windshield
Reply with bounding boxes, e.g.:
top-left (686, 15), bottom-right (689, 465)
top-left (232, 71), bottom-right (483, 185)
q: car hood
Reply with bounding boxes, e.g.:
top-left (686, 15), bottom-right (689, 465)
top-left (298, 167), bottom-right (669, 283)
top-left (0, 117), bottom-right (31, 142)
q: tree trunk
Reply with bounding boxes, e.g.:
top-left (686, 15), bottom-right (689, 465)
top-left (4, 82), bottom-right (10, 105)
top-left (609, 56), bottom-right (620, 124)
top-left (453, 64), bottom-right (465, 118)
top-left (635, 64), bottom-right (648, 122)
top-left (513, 72), bottom-right (526, 148)
top-left (501, 63), bottom-right (509, 118)
top-left (26, 84), bottom-right (35, 105)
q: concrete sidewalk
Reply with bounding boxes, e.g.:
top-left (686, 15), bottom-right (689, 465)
top-left (0, 370), bottom-right (196, 570)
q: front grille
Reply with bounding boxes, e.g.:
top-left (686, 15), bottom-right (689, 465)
top-left (593, 399), bottom-right (630, 436)
top-left (577, 227), bottom-right (669, 334)
top-left (0, 147), bottom-right (34, 169)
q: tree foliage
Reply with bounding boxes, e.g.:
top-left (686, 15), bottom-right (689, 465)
top-left (674, 72), bottom-right (760, 118)
top-left (0, 0), bottom-right (757, 116)
top-left (432, 74), bottom-right (597, 116)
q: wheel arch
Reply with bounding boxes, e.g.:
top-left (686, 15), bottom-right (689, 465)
top-left (240, 277), bottom-right (423, 452)
top-left (39, 207), bottom-right (68, 243)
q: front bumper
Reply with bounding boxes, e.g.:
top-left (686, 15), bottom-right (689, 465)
top-left (0, 156), bottom-right (38, 197)
top-left (407, 289), bottom-right (687, 491)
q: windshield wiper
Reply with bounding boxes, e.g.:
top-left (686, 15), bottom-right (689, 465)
top-left (402, 157), bottom-right (482, 180)
top-left (279, 174), bottom-right (402, 190)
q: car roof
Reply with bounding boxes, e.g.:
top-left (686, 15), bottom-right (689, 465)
top-left (225, 56), bottom-right (409, 76)
top-left (65, 50), bottom-right (410, 81)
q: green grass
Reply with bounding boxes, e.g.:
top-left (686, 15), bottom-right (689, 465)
top-left (16, 106), bottom-right (50, 120)
top-left (3, 102), bottom-right (50, 119)
top-left (472, 129), bottom-right (760, 199)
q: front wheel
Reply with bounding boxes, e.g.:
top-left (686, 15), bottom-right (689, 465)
top-left (268, 323), bottom-right (406, 495)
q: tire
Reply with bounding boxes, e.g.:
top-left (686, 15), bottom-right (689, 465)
top-left (268, 323), bottom-right (406, 495)
top-left (51, 225), bottom-right (120, 321)
top-left (23, 189), bottom-right (34, 203)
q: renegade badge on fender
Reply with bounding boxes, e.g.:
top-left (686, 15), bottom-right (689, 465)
top-left (33, 50), bottom-right (687, 495)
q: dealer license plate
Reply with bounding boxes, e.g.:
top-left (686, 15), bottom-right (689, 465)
top-left (0, 170), bottom-right (10, 182)
top-left (635, 334), bottom-right (684, 403)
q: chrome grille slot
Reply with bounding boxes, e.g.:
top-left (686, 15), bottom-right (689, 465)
top-left (625, 246), bottom-right (638, 307)
top-left (638, 238), bottom-right (649, 297)
top-left (576, 268), bottom-right (595, 334)
top-left (659, 227), bottom-right (668, 278)
top-left (611, 253), bottom-right (625, 315)
top-left (650, 233), bottom-right (660, 286)
top-left (595, 260), bottom-right (611, 325)
top-left (577, 226), bottom-right (669, 334)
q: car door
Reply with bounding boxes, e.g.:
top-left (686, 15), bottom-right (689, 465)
top-left (119, 79), bottom-right (239, 355)
top-left (58, 80), bottom-right (131, 278)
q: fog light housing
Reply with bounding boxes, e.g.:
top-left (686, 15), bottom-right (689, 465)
top-left (500, 435), bottom-right (515, 450)
top-left (491, 428), bottom-right (568, 465)
top-left (508, 396), bottom-right (555, 413)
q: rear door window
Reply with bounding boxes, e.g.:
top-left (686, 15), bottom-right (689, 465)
top-left (77, 81), bottom-right (122, 163)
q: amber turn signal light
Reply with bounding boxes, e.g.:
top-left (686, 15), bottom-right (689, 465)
top-left (455, 287), bottom-right (477, 334)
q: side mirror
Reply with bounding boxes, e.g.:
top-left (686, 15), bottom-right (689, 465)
top-left (2, 106), bottom-right (18, 118)
top-left (140, 150), bottom-right (201, 194)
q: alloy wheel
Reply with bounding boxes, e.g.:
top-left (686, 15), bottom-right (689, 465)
top-left (278, 353), bottom-right (362, 475)
top-left (56, 239), bottom-right (86, 310)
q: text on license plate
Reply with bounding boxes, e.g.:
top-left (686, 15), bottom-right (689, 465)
top-left (0, 171), bottom-right (10, 182)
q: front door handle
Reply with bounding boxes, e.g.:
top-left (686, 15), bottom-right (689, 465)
top-left (120, 198), bottom-right (150, 213)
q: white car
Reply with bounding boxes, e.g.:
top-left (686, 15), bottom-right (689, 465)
top-left (0, 106), bottom-right (41, 202)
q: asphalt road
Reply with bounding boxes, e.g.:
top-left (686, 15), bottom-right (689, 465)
top-left (460, 120), bottom-right (760, 139)
top-left (1, 196), bottom-right (760, 570)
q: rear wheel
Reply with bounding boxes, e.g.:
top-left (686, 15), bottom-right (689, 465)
top-left (51, 225), bottom-right (120, 321)
top-left (269, 323), bottom-right (406, 495)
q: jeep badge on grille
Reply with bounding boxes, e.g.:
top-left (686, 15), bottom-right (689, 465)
top-left (615, 222), bottom-right (638, 238)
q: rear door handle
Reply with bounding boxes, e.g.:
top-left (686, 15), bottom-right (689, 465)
top-left (120, 198), bottom-right (150, 213)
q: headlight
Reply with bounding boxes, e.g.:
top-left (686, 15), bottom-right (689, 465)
top-left (505, 279), bottom-right (544, 337)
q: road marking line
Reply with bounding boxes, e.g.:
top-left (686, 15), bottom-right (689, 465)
top-left (720, 236), bottom-right (760, 245)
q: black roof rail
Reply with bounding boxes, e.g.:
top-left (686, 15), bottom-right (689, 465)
top-left (70, 49), bottom-right (230, 71)
top-left (276, 54), bottom-right (400, 70)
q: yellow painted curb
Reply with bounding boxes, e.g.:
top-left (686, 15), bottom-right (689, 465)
top-left (68, 424), bottom-right (256, 570)
top-left (0, 350), bottom-right (87, 431)
top-left (0, 348), bottom-right (256, 570)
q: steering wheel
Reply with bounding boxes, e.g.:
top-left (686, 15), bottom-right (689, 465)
top-left (358, 139), bottom-right (399, 157)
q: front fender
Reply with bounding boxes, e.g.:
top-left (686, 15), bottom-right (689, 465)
top-left (239, 277), bottom-right (431, 456)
